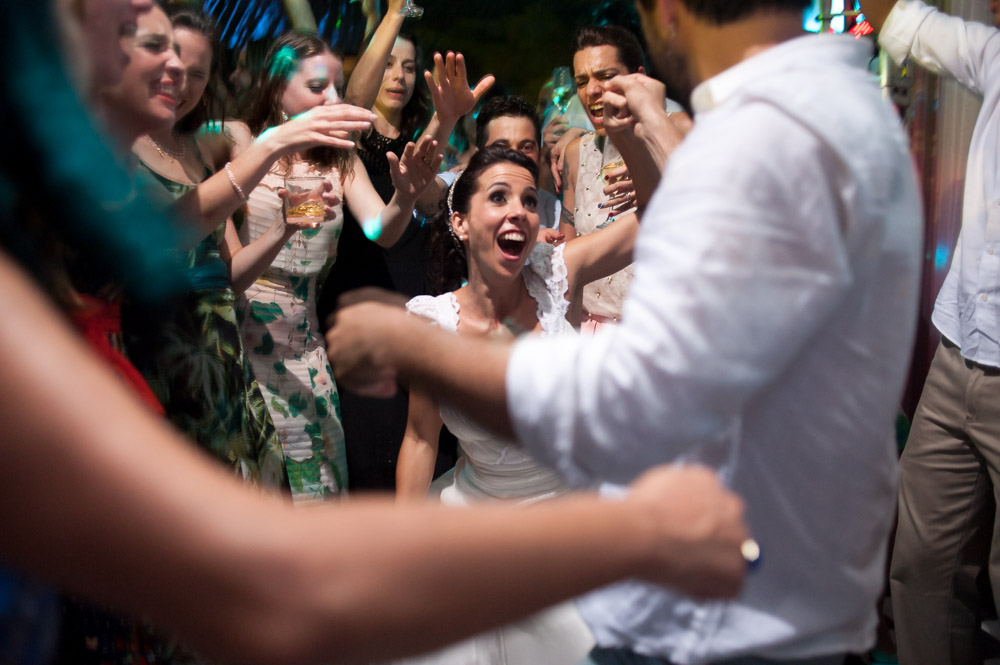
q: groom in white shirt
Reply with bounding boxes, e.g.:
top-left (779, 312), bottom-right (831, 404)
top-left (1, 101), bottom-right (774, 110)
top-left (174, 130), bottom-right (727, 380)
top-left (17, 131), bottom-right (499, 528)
top-left (325, 1), bottom-right (922, 663)
top-left (862, 1), bottom-right (1000, 663)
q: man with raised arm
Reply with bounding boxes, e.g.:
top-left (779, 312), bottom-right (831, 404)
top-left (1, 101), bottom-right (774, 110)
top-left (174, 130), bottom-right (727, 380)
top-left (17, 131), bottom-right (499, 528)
top-left (326, 0), bottom-right (922, 662)
top-left (861, 1), bottom-right (1000, 663)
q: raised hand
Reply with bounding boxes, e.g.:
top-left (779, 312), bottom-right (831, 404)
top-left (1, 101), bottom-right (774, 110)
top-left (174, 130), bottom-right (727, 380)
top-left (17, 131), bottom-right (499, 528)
top-left (259, 104), bottom-right (376, 154)
top-left (599, 74), bottom-right (686, 207)
top-left (601, 74), bottom-right (683, 161)
top-left (388, 135), bottom-right (442, 201)
top-left (424, 51), bottom-right (495, 125)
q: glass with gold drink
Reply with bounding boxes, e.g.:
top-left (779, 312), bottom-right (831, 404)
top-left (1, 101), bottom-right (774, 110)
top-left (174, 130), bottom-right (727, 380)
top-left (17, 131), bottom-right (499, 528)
top-left (283, 175), bottom-right (326, 226)
top-left (600, 159), bottom-right (626, 184)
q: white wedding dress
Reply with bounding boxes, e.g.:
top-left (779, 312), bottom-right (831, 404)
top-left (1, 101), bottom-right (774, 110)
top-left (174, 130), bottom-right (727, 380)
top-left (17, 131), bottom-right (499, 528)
top-left (391, 243), bottom-right (595, 665)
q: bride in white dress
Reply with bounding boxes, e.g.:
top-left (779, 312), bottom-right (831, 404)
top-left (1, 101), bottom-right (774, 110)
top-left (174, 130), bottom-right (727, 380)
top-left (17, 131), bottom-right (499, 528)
top-left (393, 146), bottom-right (639, 665)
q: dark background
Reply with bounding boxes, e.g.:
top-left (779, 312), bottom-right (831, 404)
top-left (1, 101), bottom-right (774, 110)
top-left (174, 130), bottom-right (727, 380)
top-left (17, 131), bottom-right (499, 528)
top-left (201, 0), bottom-right (646, 101)
top-left (408, 0), bottom-right (644, 103)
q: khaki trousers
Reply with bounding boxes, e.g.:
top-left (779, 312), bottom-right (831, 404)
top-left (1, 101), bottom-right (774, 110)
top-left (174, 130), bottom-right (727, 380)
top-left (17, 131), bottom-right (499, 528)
top-left (891, 338), bottom-right (1000, 665)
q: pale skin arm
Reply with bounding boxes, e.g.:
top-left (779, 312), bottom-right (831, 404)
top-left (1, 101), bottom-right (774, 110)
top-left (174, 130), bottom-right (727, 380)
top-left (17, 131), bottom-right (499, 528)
top-left (415, 52), bottom-right (496, 216)
top-left (857, 0), bottom-right (898, 33)
top-left (562, 211), bottom-right (639, 290)
top-left (558, 135), bottom-right (581, 238)
top-left (549, 126), bottom-right (587, 194)
top-left (344, 0), bottom-right (407, 110)
top-left (343, 135), bottom-right (441, 248)
top-left (0, 249), bottom-right (748, 665)
top-left (172, 108), bottom-right (374, 243)
top-left (395, 386), bottom-right (444, 501)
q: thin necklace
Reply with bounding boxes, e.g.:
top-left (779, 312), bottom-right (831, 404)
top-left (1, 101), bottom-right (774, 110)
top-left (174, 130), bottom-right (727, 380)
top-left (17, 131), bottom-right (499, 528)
top-left (145, 134), bottom-right (187, 160)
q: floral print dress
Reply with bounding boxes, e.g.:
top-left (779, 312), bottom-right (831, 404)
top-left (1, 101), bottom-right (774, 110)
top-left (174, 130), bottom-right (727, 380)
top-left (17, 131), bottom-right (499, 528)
top-left (238, 162), bottom-right (348, 502)
top-left (128, 162), bottom-right (287, 488)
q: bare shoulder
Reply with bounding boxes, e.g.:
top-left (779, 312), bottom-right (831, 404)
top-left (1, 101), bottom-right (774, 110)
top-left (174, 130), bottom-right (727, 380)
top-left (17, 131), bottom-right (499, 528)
top-left (195, 120), bottom-right (254, 166)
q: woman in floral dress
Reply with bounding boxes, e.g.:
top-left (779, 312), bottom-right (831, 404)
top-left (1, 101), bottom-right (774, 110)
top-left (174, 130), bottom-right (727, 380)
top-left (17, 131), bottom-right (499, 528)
top-left (226, 32), bottom-right (440, 502)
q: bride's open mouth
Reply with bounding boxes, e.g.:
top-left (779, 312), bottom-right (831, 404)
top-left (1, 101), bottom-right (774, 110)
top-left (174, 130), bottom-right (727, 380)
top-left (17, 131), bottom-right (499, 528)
top-left (497, 230), bottom-right (527, 260)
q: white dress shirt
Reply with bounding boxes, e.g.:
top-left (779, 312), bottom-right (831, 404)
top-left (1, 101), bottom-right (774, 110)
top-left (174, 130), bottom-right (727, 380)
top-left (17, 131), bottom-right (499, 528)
top-left (506, 35), bottom-right (921, 663)
top-left (882, 0), bottom-right (1000, 366)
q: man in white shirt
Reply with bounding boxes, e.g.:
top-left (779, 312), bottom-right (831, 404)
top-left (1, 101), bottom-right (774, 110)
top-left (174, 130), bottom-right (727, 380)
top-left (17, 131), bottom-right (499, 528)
top-left (325, 0), bottom-right (921, 662)
top-left (862, 2), bottom-right (1000, 663)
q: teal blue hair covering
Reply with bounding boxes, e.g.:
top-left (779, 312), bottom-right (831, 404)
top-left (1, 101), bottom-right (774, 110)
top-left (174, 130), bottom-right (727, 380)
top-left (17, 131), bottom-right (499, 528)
top-left (0, 1), bottom-right (185, 305)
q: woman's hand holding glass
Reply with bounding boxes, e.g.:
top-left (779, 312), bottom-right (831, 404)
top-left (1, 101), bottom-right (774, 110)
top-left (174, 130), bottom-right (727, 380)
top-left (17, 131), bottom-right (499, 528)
top-left (277, 178), bottom-right (341, 231)
top-left (600, 162), bottom-right (637, 221)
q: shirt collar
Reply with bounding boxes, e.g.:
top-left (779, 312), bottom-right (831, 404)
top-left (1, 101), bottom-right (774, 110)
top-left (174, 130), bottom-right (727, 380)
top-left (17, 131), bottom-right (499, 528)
top-left (691, 33), bottom-right (871, 114)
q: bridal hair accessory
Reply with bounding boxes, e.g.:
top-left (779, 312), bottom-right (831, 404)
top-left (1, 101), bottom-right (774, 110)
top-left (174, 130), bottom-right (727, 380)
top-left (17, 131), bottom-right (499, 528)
top-left (446, 171), bottom-right (461, 218)
top-left (446, 174), bottom-right (466, 253)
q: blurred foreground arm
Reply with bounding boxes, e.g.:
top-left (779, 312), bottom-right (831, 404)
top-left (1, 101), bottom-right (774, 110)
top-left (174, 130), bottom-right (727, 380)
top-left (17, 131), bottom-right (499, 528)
top-left (0, 250), bottom-right (748, 664)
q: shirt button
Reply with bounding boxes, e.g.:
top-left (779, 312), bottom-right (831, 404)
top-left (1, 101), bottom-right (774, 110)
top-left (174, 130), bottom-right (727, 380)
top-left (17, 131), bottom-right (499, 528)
top-left (982, 294), bottom-right (990, 302)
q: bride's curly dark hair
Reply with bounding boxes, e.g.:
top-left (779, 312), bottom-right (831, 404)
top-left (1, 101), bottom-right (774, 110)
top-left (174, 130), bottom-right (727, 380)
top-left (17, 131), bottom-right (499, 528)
top-left (428, 146), bottom-right (539, 295)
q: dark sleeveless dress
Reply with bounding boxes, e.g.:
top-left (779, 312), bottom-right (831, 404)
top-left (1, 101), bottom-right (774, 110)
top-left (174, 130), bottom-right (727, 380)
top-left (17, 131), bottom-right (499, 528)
top-left (318, 128), bottom-right (456, 491)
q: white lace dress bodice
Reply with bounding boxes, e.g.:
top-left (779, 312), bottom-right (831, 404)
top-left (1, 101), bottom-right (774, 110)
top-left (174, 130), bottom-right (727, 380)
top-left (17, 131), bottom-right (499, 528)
top-left (393, 243), bottom-right (595, 665)
top-left (405, 243), bottom-right (573, 505)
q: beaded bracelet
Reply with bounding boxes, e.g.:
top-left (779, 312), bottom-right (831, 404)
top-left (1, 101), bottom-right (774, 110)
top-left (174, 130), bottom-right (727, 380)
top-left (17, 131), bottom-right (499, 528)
top-left (224, 162), bottom-right (248, 203)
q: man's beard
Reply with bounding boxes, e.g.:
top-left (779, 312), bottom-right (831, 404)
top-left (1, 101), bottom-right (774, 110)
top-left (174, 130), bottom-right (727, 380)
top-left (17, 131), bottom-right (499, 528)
top-left (650, 46), bottom-right (696, 114)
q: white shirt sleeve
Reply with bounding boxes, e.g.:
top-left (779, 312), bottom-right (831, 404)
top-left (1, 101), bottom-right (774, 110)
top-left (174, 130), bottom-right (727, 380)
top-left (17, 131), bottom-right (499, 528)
top-left (880, 0), bottom-right (1000, 95)
top-left (506, 103), bottom-right (856, 488)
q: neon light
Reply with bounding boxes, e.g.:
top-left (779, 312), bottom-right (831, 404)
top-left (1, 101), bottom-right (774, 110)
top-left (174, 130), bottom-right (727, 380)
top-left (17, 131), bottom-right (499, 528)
top-left (851, 20), bottom-right (874, 37)
top-left (934, 244), bottom-right (951, 270)
top-left (362, 215), bottom-right (383, 241)
top-left (832, 0), bottom-right (845, 33)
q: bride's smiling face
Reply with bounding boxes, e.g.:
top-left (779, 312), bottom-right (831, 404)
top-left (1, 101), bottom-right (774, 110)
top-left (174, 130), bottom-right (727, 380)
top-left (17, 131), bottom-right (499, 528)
top-left (453, 162), bottom-right (540, 282)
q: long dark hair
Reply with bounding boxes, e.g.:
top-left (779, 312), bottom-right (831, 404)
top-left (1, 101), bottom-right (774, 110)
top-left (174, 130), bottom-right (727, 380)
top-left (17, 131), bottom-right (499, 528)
top-left (394, 30), bottom-right (431, 141)
top-left (170, 8), bottom-right (220, 135)
top-left (242, 32), bottom-right (353, 178)
top-left (428, 146), bottom-right (539, 294)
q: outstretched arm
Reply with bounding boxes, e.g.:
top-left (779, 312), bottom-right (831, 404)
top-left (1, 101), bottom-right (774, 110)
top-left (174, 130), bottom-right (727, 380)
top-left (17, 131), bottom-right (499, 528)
top-left (345, 0), bottom-right (408, 110)
top-left (172, 108), bottom-right (374, 244)
top-left (415, 52), bottom-right (495, 215)
top-left (344, 135), bottom-right (442, 247)
top-left (562, 212), bottom-right (639, 291)
top-left (0, 248), bottom-right (748, 664)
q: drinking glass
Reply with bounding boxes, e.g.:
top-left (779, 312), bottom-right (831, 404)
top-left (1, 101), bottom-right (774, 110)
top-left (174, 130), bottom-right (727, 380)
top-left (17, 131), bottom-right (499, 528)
top-left (551, 66), bottom-right (574, 115)
top-left (399, 0), bottom-right (424, 19)
top-left (283, 176), bottom-right (327, 226)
